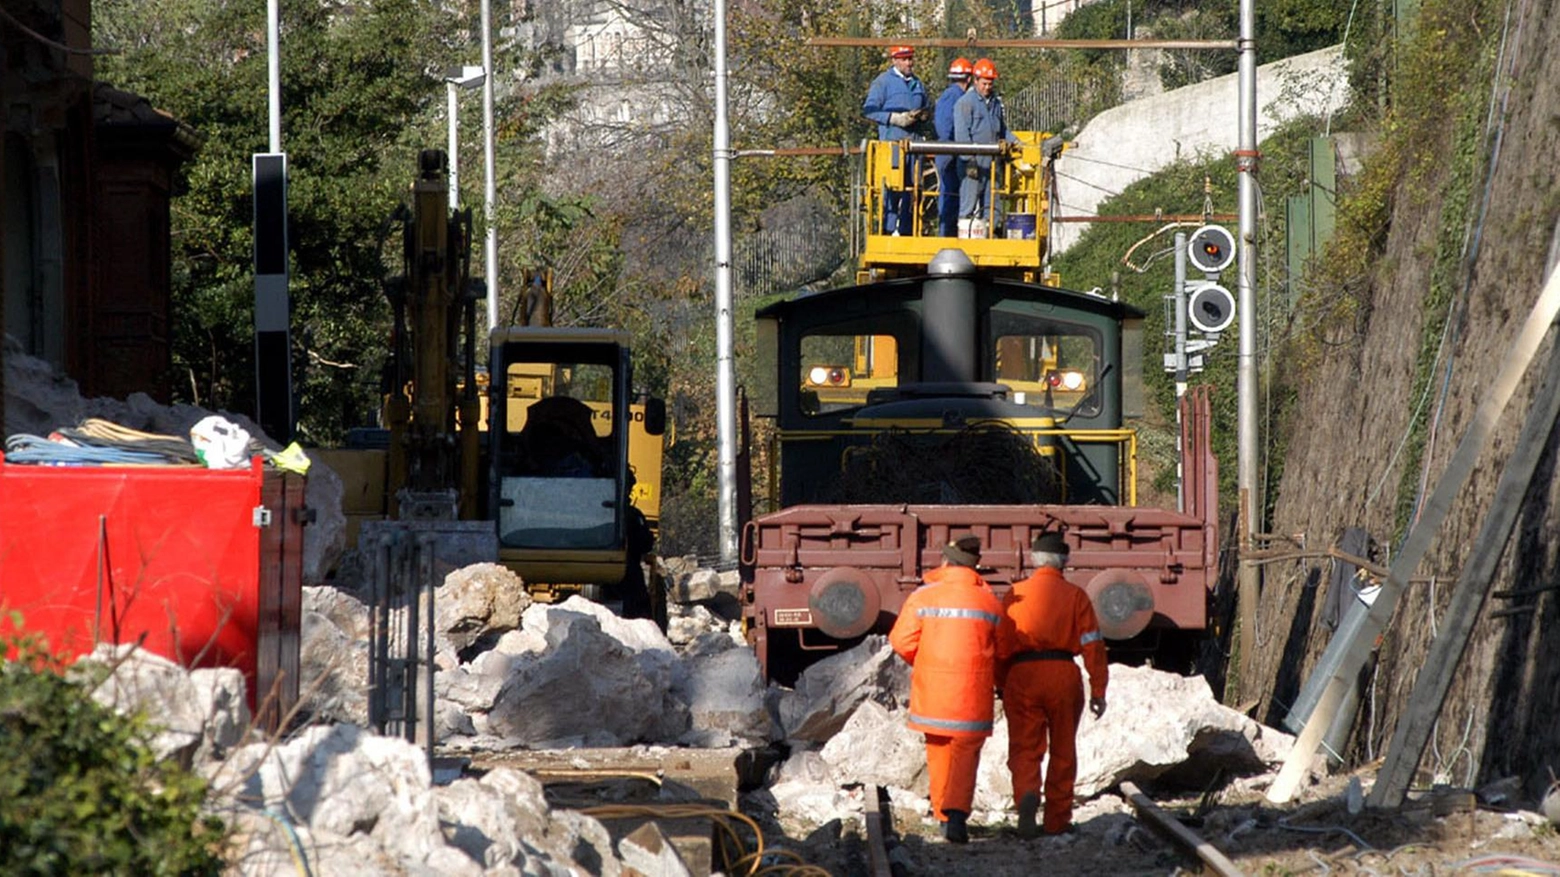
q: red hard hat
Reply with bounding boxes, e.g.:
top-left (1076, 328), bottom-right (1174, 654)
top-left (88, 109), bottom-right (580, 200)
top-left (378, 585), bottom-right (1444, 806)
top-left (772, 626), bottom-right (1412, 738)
top-left (889, 45), bottom-right (915, 58)
top-left (949, 57), bottom-right (974, 78)
top-left (973, 58), bottom-right (999, 80)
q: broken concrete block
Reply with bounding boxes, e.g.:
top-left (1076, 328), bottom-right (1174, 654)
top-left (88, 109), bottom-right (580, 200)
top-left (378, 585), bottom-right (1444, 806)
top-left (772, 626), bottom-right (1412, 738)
top-left (618, 822), bottom-right (693, 877)
top-left (777, 636), bottom-right (910, 744)
top-left (83, 644), bottom-right (250, 766)
top-left (436, 563), bottom-right (532, 660)
top-left (819, 700), bottom-right (928, 795)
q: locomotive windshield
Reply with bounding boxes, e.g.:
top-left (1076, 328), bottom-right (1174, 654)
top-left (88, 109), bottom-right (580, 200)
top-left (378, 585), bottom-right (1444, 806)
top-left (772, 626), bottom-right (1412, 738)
top-left (988, 307), bottom-right (1103, 418)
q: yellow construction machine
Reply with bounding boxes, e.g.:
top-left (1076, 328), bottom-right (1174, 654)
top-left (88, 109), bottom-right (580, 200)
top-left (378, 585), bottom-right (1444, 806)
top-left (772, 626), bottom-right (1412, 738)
top-left (318, 150), bottom-right (666, 620)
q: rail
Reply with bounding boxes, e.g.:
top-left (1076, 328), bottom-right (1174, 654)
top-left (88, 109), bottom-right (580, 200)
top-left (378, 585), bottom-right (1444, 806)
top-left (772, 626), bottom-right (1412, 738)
top-left (1120, 782), bottom-right (1245, 877)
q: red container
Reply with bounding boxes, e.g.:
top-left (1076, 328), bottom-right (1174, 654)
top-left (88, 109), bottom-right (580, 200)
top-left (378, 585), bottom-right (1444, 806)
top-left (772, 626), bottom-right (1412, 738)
top-left (0, 456), bottom-right (304, 728)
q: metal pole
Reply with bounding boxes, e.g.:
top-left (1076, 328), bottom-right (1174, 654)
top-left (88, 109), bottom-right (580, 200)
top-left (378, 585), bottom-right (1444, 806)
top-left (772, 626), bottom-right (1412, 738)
top-left (447, 82), bottom-right (459, 210)
top-left (481, 0), bottom-right (498, 332)
top-left (1234, 0), bottom-right (1260, 689)
top-left (713, 0), bottom-right (738, 563)
top-left (267, 0), bottom-right (280, 152)
top-left (1174, 232), bottom-right (1188, 513)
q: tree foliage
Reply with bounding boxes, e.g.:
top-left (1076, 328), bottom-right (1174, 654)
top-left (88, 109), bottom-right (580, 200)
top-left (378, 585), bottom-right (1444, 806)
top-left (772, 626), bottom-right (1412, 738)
top-left (93, 0), bottom-right (560, 443)
top-left (0, 619), bottom-right (226, 875)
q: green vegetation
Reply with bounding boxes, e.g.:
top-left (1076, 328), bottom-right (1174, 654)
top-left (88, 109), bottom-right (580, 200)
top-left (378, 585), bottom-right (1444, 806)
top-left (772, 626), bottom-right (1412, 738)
top-left (0, 619), bottom-right (226, 875)
top-left (1053, 0), bottom-right (1353, 92)
top-left (1284, 0), bottom-right (1502, 542)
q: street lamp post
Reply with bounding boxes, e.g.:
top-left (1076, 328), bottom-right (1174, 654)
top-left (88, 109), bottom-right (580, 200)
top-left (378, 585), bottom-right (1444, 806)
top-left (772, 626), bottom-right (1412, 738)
top-left (443, 66), bottom-right (486, 209)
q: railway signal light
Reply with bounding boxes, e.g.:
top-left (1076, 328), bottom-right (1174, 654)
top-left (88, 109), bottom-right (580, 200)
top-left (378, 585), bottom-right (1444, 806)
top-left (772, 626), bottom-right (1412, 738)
top-left (1187, 282), bottom-right (1236, 334)
top-left (1187, 224), bottom-right (1235, 276)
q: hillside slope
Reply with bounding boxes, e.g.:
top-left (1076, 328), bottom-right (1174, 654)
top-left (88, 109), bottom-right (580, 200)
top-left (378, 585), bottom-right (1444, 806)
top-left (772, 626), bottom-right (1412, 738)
top-left (1239, 0), bottom-right (1560, 796)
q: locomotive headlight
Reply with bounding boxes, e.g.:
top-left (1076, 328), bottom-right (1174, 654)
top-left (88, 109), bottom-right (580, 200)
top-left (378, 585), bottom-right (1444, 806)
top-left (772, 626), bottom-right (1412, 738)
top-left (806, 366), bottom-right (851, 387)
top-left (1045, 370), bottom-right (1085, 391)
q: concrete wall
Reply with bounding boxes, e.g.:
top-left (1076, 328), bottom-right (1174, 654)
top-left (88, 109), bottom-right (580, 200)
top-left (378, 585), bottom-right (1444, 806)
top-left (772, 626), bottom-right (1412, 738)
top-left (1051, 45), bottom-right (1350, 254)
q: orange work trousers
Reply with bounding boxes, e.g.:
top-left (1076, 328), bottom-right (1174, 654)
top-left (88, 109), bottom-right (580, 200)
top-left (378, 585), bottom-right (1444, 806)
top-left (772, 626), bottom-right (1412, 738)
top-left (1004, 660), bottom-right (1084, 833)
top-left (925, 733), bottom-right (986, 821)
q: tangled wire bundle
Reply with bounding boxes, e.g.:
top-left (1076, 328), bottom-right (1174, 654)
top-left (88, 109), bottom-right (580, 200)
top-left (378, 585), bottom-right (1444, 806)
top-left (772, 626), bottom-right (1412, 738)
top-left (830, 423), bottom-right (1062, 504)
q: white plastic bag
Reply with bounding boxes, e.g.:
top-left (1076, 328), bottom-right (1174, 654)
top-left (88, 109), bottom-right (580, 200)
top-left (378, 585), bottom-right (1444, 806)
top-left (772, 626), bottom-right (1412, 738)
top-left (189, 415), bottom-right (252, 469)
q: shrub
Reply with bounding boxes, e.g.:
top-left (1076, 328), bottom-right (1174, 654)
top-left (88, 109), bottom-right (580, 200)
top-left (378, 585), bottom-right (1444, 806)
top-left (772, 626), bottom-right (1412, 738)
top-left (0, 618), bottom-right (227, 876)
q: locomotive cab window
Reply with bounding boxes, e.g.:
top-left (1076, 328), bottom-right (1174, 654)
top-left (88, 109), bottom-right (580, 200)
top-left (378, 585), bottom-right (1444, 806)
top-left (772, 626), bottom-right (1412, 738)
top-left (989, 308), bottom-right (1103, 418)
top-left (799, 332), bottom-right (900, 417)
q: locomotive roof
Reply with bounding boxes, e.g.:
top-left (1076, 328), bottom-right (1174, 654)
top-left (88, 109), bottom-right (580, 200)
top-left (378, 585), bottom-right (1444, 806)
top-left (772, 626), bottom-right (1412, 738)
top-left (757, 274), bottom-right (1147, 322)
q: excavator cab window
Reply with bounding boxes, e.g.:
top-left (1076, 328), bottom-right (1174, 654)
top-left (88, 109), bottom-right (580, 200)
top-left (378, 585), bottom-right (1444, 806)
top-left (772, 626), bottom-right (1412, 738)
top-left (497, 358), bottom-right (620, 549)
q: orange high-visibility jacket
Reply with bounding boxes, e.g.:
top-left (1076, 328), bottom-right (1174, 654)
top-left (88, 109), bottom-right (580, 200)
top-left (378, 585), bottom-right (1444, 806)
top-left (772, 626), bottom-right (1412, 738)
top-left (995, 566), bottom-right (1108, 698)
top-left (889, 565), bottom-right (1004, 737)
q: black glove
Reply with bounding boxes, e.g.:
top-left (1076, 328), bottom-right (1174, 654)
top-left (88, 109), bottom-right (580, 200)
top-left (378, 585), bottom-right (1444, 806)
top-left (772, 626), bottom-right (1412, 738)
top-left (966, 164), bottom-right (981, 180)
top-left (913, 107), bottom-right (933, 122)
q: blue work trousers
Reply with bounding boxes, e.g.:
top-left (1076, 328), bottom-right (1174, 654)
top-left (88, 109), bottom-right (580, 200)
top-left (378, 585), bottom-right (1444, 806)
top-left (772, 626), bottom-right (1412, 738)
top-left (934, 155), bottom-right (961, 237)
top-left (883, 150), bottom-right (920, 235)
top-left (960, 159), bottom-right (1000, 224)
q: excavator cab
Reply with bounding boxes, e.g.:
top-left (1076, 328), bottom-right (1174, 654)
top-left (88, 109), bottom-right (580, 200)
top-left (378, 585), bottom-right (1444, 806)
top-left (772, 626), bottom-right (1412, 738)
top-left (488, 327), bottom-right (666, 597)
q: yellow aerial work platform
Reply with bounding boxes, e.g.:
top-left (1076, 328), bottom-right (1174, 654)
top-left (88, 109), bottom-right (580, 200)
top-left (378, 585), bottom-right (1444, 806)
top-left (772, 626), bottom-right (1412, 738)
top-left (855, 131), bottom-right (1065, 284)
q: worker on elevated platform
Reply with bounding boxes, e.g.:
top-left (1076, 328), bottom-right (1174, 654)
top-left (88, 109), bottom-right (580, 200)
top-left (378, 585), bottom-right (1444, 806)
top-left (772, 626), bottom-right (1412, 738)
top-left (889, 533), bottom-right (1002, 844)
top-left (933, 58), bottom-right (974, 238)
top-left (954, 58), bottom-right (1018, 237)
top-left (997, 530), bottom-right (1109, 838)
top-left (863, 45), bottom-right (930, 236)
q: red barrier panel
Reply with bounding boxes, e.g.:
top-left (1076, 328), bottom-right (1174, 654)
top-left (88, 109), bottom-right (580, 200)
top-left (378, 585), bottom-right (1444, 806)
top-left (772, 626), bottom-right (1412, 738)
top-left (0, 455), bottom-right (303, 725)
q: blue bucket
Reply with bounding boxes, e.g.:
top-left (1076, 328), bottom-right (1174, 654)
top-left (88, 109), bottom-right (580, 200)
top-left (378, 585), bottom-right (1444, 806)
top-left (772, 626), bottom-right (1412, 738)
top-left (1004, 213), bottom-right (1037, 240)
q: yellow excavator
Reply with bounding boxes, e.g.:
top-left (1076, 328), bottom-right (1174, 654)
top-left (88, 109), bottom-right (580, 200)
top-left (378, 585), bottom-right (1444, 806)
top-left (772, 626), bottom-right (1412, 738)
top-left (317, 150), bottom-right (666, 621)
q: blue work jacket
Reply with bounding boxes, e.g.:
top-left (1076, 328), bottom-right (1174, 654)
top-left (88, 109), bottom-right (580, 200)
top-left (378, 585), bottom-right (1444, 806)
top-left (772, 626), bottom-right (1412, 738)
top-left (863, 69), bottom-right (928, 141)
top-left (934, 83), bottom-right (967, 142)
top-left (954, 88), bottom-right (1017, 169)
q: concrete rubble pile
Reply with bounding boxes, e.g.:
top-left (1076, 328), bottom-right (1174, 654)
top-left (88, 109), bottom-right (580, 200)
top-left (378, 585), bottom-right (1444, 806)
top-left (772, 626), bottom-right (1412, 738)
top-left (301, 562), bottom-right (1299, 832)
top-left (749, 637), bottom-right (1299, 829)
top-left (79, 645), bottom-right (625, 877)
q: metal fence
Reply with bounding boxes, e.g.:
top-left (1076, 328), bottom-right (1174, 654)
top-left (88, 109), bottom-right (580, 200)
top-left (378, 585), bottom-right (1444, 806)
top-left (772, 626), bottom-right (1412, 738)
top-left (1006, 67), bottom-right (1116, 134)
top-left (731, 216), bottom-right (847, 299)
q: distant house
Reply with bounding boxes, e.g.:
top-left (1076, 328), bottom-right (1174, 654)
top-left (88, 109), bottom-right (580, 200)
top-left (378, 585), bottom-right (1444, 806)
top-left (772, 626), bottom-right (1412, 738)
top-left (1, 0), bottom-right (195, 423)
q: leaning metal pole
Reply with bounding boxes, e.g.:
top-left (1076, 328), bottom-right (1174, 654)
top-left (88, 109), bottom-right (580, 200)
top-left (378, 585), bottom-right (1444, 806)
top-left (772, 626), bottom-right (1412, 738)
top-left (713, 0), bottom-right (738, 563)
top-left (1234, 0), bottom-right (1261, 691)
top-left (1267, 265), bottom-right (1560, 803)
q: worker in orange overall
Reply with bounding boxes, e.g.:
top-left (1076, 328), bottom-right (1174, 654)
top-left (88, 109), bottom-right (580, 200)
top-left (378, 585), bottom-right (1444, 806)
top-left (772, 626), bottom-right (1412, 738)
top-left (996, 530), bottom-right (1108, 838)
top-left (889, 533), bottom-right (1003, 844)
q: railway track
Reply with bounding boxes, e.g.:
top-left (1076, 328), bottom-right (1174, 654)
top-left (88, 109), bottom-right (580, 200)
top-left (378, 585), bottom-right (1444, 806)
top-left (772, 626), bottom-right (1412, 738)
top-left (1121, 781), bottom-right (1246, 876)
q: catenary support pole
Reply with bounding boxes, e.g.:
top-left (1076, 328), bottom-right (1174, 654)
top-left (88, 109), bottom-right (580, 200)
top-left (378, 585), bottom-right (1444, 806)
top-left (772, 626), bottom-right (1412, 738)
top-left (713, 0), bottom-right (738, 563)
top-left (1268, 265), bottom-right (1560, 803)
top-left (267, 0), bottom-right (280, 152)
top-left (1234, 0), bottom-right (1260, 696)
top-left (448, 82), bottom-right (459, 209)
